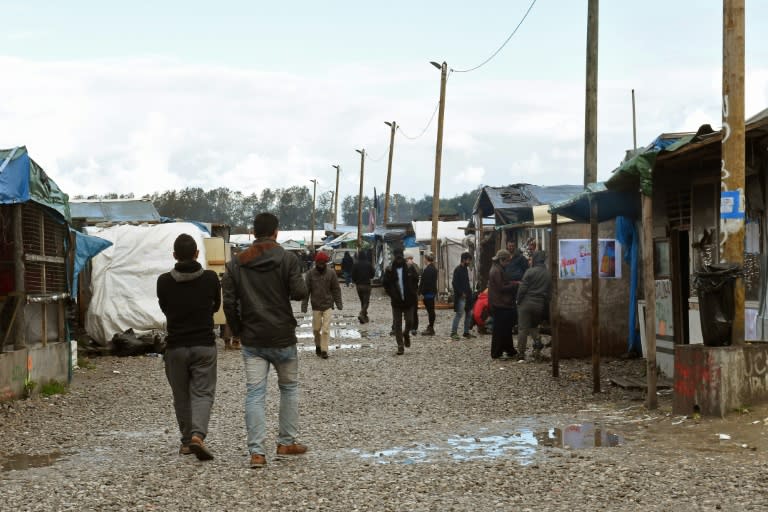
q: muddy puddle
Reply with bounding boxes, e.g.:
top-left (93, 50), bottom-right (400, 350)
top-left (349, 422), bottom-right (625, 465)
top-left (1, 451), bottom-right (69, 472)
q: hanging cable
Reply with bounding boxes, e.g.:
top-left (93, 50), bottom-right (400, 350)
top-left (397, 102), bottom-right (440, 141)
top-left (365, 149), bottom-right (388, 162)
top-left (451, 0), bottom-right (537, 74)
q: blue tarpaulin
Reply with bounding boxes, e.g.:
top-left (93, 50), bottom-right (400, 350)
top-left (70, 229), bottom-right (113, 300)
top-left (616, 216), bottom-right (641, 354)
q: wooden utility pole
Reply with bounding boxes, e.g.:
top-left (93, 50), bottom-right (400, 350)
top-left (584, 0), bottom-right (600, 393)
top-left (310, 179), bottom-right (317, 251)
top-left (384, 121), bottom-right (396, 227)
top-left (430, 61), bottom-right (448, 256)
top-left (355, 149), bottom-right (365, 249)
top-left (332, 165), bottom-right (340, 230)
top-left (13, 204), bottom-right (26, 349)
top-left (721, 0), bottom-right (746, 344)
top-left (550, 213), bottom-right (559, 378)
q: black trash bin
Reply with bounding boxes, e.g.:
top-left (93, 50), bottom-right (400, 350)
top-left (693, 263), bottom-right (740, 346)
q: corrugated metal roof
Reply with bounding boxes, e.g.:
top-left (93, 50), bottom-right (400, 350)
top-left (474, 184), bottom-right (583, 224)
top-left (70, 199), bottom-right (160, 223)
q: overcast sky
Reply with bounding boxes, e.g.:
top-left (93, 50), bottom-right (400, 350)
top-left (2, 1), bottom-right (767, 203)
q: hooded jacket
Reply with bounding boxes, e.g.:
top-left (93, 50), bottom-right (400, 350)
top-left (488, 261), bottom-right (518, 309)
top-left (302, 265), bottom-right (343, 312)
top-left (157, 260), bottom-right (221, 348)
top-left (351, 256), bottom-right (375, 286)
top-left (222, 238), bottom-right (308, 348)
top-left (382, 260), bottom-right (419, 308)
top-left (517, 252), bottom-right (551, 308)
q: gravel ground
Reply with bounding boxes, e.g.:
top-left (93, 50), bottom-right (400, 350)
top-left (2, 285), bottom-right (768, 511)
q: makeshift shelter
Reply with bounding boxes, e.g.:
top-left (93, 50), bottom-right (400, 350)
top-left (411, 220), bottom-right (471, 297)
top-left (70, 199), bottom-right (161, 228)
top-left (470, 184), bottom-right (582, 289)
top-left (84, 223), bottom-right (208, 344)
top-left (0, 146), bottom-right (109, 400)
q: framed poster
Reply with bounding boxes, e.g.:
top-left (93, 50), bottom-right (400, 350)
top-left (558, 239), bottom-right (622, 279)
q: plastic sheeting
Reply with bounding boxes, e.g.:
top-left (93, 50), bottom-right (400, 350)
top-left (70, 229), bottom-right (113, 300)
top-left (616, 216), bottom-right (641, 354)
top-left (85, 223), bottom-right (208, 343)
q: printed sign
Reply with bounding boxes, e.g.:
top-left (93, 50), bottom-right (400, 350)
top-left (720, 190), bottom-right (745, 219)
top-left (558, 239), bottom-right (621, 279)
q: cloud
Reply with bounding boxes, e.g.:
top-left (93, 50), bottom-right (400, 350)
top-left (452, 166), bottom-right (485, 186)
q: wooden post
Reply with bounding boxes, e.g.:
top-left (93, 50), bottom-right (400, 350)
top-left (332, 165), bottom-right (340, 230)
top-left (643, 194), bottom-right (658, 408)
top-left (550, 213), bottom-right (560, 378)
top-left (721, 0), bottom-right (746, 343)
top-left (310, 179), bottom-right (317, 251)
top-left (355, 149), bottom-right (365, 248)
top-left (631, 89), bottom-right (638, 151)
top-left (13, 204), bottom-right (26, 349)
top-left (430, 61), bottom-right (448, 257)
top-left (590, 198), bottom-right (600, 393)
top-left (384, 121), bottom-right (396, 227)
top-left (584, 0), bottom-right (600, 392)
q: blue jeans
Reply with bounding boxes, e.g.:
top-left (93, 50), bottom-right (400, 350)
top-left (452, 297), bottom-right (472, 334)
top-left (242, 345), bottom-right (299, 456)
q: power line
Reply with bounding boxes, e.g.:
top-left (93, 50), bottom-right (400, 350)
top-left (451, 0), bottom-right (537, 74)
top-left (397, 101), bottom-right (440, 140)
top-left (365, 149), bottom-right (388, 162)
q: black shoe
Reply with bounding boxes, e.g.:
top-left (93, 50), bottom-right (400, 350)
top-left (421, 328), bottom-right (435, 336)
top-left (389, 330), bottom-right (395, 336)
top-left (396, 345), bottom-right (404, 355)
top-left (321, 351), bottom-right (328, 359)
top-left (533, 340), bottom-right (544, 351)
top-left (404, 336), bottom-right (411, 348)
top-left (410, 330), bottom-right (418, 336)
top-left (315, 347), bottom-right (321, 356)
top-left (463, 332), bottom-right (476, 339)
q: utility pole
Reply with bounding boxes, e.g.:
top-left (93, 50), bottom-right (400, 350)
top-left (355, 149), bottom-right (365, 249)
top-left (430, 61), bottom-right (448, 256)
top-left (310, 179), bottom-right (317, 251)
top-left (383, 121), bottom-right (396, 227)
top-left (332, 164), bottom-right (340, 230)
top-left (584, 0), bottom-right (600, 394)
top-left (328, 191), bottom-right (334, 225)
top-left (722, 0), bottom-right (746, 344)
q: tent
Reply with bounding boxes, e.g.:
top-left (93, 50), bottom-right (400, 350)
top-left (84, 223), bottom-right (209, 343)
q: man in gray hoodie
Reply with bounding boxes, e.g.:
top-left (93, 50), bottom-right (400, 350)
top-left (516, 251), bottom-right (551, 361)
top-left (222, 213), bottom-right (308, 469)
top-left (301, 251), bottom-right (342, 359)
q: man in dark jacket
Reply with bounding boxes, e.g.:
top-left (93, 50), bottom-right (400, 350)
top-left (503, 239), bottom-right (529, 333)
top-left (450, 251), bottom-right (475, 340)
top-left (157, 233), bottom-right (221, 461)
top-left (487, 249), bottom-right (518, 359)
top-left (351, 250), bottom-right (376, 324)
top-left (382, 247), bottom-right (419, 355)
top-left (418, 253), bottom-right (438, 335)
top-left (301, 251), bottom-right (342, 359)
top-left (341, 251), bottom-right (354, 287)
top-left (222, 212), bottom-right (308, 469)
top-left (517, 251), bottom-right (552, 361)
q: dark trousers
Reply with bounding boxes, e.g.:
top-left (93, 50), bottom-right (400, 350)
top-left (164, 344), bottom-right (217, 443)
top-left (356, 284), bottom-right (372, 320)
top-left (392, 304), bottom-right (414, 347)
top-left (491, 307), bottom-right (517, 358)
top-left (423, 296), bottom-right (436, 328)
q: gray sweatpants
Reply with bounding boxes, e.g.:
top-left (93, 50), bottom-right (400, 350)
top-left (164, 344), bottom-right (217, 443)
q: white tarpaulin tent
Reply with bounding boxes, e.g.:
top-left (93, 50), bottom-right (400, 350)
top-left (411, 221), bottom-right (471, 296)
top-left (411, 221), bottom-right (468, 243)
top-left (85, 223), bottom-right (209, 343)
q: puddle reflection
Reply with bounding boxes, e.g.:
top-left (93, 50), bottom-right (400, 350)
top-left (297, 328), bottom-right (363, 339)
top-left (350, 423), bottom-right (624, 466)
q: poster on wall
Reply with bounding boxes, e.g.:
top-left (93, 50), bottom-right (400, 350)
top-left (558, 239), bottom-right (622, 279)
top-left (655, 279), bottom-right (674, 338)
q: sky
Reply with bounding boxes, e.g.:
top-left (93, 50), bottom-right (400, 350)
top-left (2, 1), bottom-right (768, 204)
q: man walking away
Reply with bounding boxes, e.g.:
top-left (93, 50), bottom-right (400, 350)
top-left (341, 251), bottom-right (354, 287)
top-left (450, 251), bottom-right (475, 340)
top-left (301, 252), bottom-right (343, 359)
top-left (405, 255), bottom-right (421, 336)
top-left (487, 249), bottom-right (518, 360)
top-left (517, 251), bottom-right (552, 362)
top-left (382, 247), bottom-right (420, 355)
top-left (351, 250), bottom-right (375, 324)
top-left (157, 233), bottom-right (221, 461)
top-left (222, 212), bottom-right (309, 469)
top-left (419, 253), bottom-right (438, 335)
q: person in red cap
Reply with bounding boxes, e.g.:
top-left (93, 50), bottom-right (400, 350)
top-left (301, 251), bottom-right (342, 358)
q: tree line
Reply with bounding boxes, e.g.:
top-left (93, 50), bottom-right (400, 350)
top-left (73, 186), bottom-right (481, 233)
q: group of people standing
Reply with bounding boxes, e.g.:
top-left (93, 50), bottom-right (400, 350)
top-left (488, 239), bottom-right (552, 361)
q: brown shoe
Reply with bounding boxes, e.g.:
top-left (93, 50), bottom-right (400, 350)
top-left (189, 435), bottom-right (214, 461)
top-left (276, 443), bottom-right (308, 456)
top-left (179, 443), bottom-right (192, 455)
top-left (250, 453), bottom-right (266, 468)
